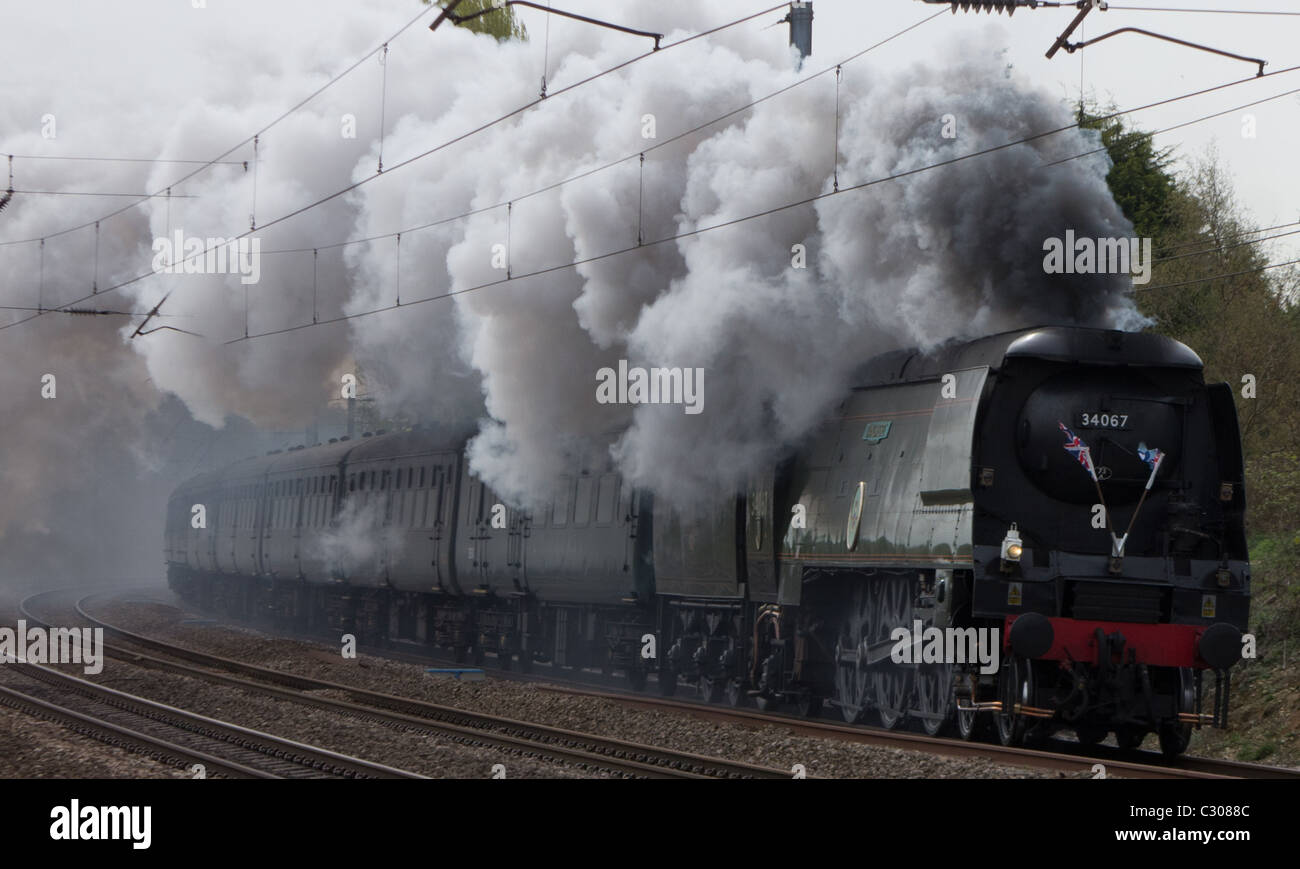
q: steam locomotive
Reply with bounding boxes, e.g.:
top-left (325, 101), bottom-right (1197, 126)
top-left (165, 325), bottom-right (1250, 756)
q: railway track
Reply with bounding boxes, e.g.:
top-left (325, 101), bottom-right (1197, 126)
top-left (530, 683), bottom-right (1300, 780)
top-left (259, 603), bottom-right (1300, 780)
top-left (18, 590), bottom-right (790, 780)
top-left (70, 588), bottom-right (1300, 781)
top-left (0, 624), bottom-right (422, 779)
top-left (321, 605), bottom-right (1300, 781)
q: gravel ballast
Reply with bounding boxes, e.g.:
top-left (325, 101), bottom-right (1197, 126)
top-left (78, 594), bottom-right (1085, 779)
top-left (0, 699), bottom-right (188, 779)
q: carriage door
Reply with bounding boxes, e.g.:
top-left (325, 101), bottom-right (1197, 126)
top-left (507, 506), bottom-right (529, 591)
top-left (468, 480), bottom-right (489, 588)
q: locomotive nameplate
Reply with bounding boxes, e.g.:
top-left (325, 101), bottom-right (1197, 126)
top-left (1076, 412), bottom-right (1130, 430)
top-left (861, 420), bottom-right (892, 444)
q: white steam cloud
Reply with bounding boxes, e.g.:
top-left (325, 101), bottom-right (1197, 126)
top-left (0, 0), bottom-right (1142, 581)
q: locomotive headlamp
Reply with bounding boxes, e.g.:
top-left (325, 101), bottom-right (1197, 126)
top-left (1001, 523), bottom-right (1024, 569)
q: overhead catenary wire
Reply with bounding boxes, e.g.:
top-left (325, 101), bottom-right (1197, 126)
top-left (0, 0), bottom-right (438, 249)
top-left (1136, 256), bottom-right (1300, 292)
top-left (5, 154), bottom-right (244, 165)
top-left (0, 2), bottom-right (794, 334)
top-left (0, 304), bottom-right (197, 317)
top-left (261, 7), bottom-right (951, 257)
top-left (220, 60), bottom-right (1300, 344)
top-left (1154, 225), bottom-right (1300, 265)
top-left (9, 189), bottom-right (199, 198)
top-left (1105, 6), bottom-right (1300, 16)
top-left (18, 20), bottom-right (1300, 340)
top-left (9, 6), bottom-right (1297, 341)
top-left (1044, 81), bottom-right (1300, 167)
top-left (1160, 217), bottom-right (1300, 254)
top-left (256, 5), bottom-right (1286, 262)
top-left (224, 239), bottom-right (1300, 345)
top-left (271, 55), bottom-right (1300, 266)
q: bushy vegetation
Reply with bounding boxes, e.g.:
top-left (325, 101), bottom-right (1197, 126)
top-left (1087, 104), bottom-right (1300, 762)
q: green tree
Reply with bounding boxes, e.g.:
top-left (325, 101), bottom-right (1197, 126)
top-left (1078, 100), bottom-right (1300, 534)
top-left (1140, 149), bottom-right (1300, 535)
top-left (422, 0), bottom-right (527, 41)
top-left (1078, 103), bottom-right (1179, 245)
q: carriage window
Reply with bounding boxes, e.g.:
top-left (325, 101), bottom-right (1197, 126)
top-left (466, 482), bottom-right (480, 526)
top-left (574, 476), bottom-right (594, 527)
top-left (432, 469), bottom-right (443, 525)
top-left (419, 467), bottom-right (425, 488)
top-left (552, 476), bottom-right (572, 528)
top-left (596, 474), bottom-right (619, 525)
top-left (396, 469), bottom-right (403, 490)
top-left (349, 474), bottom-right (356, 492)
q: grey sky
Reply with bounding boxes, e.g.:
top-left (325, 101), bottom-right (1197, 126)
top-left (522, 0), bottom-right (1300, 257)
top-left (3, 0), bottom-right (1296, 262)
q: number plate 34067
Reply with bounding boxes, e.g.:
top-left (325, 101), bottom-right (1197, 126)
top-left (1077, 412), bottom-right (1129, 430)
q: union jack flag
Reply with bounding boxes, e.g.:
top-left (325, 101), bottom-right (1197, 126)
top-left (1137, 442), bottom-right (1165, 491)
top-left (1137, 442), bottom-right (1164, 471)
top-left (1058, 422), bottom-right (1097, 481)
